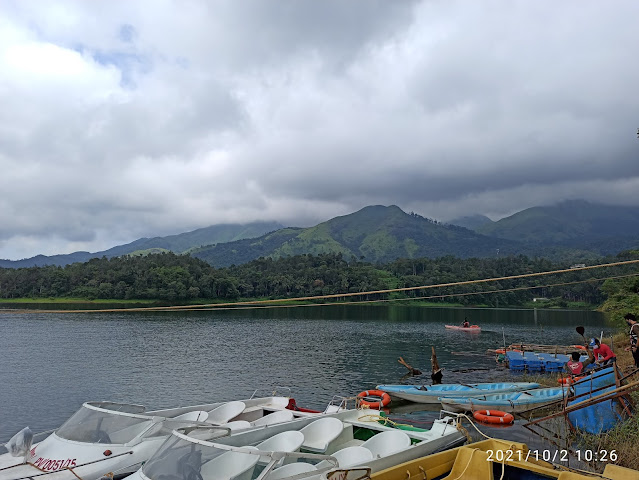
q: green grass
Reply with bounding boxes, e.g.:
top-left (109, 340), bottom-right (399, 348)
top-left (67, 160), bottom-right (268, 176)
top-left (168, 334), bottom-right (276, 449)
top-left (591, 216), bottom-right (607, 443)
top-left (577, 391), bottom-right (639, 471)
top-left (0, 297), bottom-right (158, 304)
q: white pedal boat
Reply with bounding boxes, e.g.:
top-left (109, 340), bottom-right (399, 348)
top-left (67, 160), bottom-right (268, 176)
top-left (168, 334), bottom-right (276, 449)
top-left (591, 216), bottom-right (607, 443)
top-left (122, 408), bottom-right (465, 480)
top-left (0, 395), bottom-right (342, 480)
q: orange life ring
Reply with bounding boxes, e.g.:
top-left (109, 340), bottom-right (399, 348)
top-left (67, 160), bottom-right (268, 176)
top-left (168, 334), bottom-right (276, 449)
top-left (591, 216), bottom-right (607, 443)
top-left (495, 348), bottom-right (522, 354)
top-left (473, 410), bottom-right (514, 425)
top-left (357, 390), bottom-right (391, 409)
top-left (572, 345), bottom-right (587, 350)
top-left (558, 375), bottom-right (584, 385)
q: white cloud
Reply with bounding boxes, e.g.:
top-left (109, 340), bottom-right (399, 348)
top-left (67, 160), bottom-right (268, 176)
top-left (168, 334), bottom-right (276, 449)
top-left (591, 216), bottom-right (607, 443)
top-left (1, 0), bottom-right (639, 260)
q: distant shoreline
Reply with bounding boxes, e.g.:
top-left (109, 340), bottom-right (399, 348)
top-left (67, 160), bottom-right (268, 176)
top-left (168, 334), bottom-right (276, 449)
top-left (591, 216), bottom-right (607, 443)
top-left (0, 297), bottom-right (598, 311)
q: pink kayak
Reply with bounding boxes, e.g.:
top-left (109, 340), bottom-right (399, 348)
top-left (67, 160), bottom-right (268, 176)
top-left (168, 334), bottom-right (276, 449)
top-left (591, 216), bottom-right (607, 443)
top-left (445, 324), bottom-right (481, 332)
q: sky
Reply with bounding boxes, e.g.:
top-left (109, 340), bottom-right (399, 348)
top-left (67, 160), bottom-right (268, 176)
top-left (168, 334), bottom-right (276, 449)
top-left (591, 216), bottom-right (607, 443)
top-left (1, 1), bottom-right (638, 260)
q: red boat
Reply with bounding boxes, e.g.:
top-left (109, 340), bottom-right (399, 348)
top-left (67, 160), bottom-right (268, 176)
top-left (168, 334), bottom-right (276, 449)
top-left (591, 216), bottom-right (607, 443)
top-left (445, 324), bottom-right (481, 332)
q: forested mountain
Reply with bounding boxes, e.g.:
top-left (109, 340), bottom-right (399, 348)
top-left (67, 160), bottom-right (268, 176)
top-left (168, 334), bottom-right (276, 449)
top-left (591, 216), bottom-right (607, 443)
top-left (448, 214), bottom-right (494, 230)
top-left (192, 206), bottom-right (520, 267)
top-left (0, 222), bottom-right (283, 268)
top-left (3, 201), bottom-right (639, 270)
top-left (476, 200), bottom-right (639, 254)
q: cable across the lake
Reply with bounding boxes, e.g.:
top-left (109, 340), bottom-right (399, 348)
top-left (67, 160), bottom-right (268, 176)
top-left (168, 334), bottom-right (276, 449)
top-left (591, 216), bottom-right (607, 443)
top-left (3, 258), bottom-right (639, 314)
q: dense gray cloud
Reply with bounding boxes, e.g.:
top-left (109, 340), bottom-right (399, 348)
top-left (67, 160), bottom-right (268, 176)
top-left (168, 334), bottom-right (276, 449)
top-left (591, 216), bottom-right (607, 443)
top-left (1, 0), bottom-right (638, 259)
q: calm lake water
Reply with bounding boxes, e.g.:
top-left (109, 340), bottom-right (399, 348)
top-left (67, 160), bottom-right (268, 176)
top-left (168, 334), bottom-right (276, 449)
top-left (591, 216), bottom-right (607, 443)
top-left (0, 305), bottom-right (613, 455)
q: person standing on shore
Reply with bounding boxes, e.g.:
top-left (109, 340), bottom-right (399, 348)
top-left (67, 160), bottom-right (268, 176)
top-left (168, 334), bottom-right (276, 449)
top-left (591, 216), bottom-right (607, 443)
top-left (624, 313), bottom-right (639, 368)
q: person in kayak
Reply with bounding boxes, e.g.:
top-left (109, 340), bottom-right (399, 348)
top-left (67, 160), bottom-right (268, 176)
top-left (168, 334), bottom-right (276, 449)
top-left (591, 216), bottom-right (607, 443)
top-left (589, 338), bottom-right (616, 366)
top-left (461, 317), bottom-right (470, 328)
top-left (565, 346), bottom-right (595, 375)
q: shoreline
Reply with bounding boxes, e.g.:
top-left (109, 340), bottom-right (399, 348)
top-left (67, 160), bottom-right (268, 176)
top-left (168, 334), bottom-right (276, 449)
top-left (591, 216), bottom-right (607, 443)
top-left (0, 297), bottom-right (599, 310)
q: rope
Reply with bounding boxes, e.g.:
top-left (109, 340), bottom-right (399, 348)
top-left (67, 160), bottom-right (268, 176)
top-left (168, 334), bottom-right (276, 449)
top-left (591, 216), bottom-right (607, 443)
top-left (453, 414), bottom-right (493, 440)
top-left (65, 467), bottom-right (86, 480)
top-left (456, 422), bottom-right (472, 443)
top-left (4, 259), bottom-right (639, 314)
top-left (418, 466), bottom-right (426, 480)
top-left (447, 449), bottom-right (477, 480)
top-left (356, 413), bottom-right (419, 431)
top-left (190, 271), bottom-right (639, 311)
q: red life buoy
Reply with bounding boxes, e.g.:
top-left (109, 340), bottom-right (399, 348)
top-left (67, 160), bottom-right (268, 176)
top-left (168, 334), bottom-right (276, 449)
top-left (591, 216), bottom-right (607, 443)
top-left (572, 345), bottom-right (587, 350)
top-left (357, 390), bottom-right (391, 409)
top-left (473, 409), bottom-right (514, 425)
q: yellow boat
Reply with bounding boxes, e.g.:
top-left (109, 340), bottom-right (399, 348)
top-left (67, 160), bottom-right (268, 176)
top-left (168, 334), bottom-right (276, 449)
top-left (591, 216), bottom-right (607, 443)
top-left (353, 438), bottom-right (639, 480)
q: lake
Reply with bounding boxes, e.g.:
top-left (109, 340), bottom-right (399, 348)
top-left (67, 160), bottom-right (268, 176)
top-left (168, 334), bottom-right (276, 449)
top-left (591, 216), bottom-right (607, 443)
top-left (0, 305), bottom-right (612, 452)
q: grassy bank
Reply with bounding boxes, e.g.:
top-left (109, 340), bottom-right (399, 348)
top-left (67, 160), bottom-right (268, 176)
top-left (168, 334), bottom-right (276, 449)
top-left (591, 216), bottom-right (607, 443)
top-left (0, 295), bottom-right (603, 310)
top-left (0, 297), bottom-right (158, 304)
top-left (515, 333), bottom-right (638, 471)
top-left (577, 390), bottom-right (639, 471)
top-left (576, 332), bottom-right (638, 471)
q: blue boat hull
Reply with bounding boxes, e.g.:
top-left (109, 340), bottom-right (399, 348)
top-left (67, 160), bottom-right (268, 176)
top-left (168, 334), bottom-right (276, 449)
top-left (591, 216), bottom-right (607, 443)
top-left (567, 367), bottom-right (628, 434)
top-left (439, 387), bottom-right (569, 413)
top-left (377, 382), bottom-right (541, 404)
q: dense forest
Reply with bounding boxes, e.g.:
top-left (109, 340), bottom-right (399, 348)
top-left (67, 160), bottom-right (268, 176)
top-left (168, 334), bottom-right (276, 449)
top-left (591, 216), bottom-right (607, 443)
top-left (1, 251), bottom-right (638, 312)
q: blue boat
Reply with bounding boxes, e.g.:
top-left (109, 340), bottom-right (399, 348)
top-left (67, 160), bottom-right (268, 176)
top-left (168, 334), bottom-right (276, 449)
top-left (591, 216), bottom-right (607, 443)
top-left (439, 387), bottom-right (569, 413)
top-left (506, 351), bottom-right (590, 372)
top-left (376, 382), bottom-right (540, 404)
top-left (567, 367), bottom-right (628, 434)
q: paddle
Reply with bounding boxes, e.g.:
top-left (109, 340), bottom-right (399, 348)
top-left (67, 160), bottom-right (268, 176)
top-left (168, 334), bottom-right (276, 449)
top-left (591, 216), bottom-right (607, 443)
top-left (576, 326), bottom-right (587, 344)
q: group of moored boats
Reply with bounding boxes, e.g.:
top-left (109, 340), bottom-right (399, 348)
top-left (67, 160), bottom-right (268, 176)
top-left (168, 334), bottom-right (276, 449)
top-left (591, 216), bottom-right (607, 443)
top-left (1, 394), bottom-right (465, 480)
top-left (1, 375), bottom-right (637, 480)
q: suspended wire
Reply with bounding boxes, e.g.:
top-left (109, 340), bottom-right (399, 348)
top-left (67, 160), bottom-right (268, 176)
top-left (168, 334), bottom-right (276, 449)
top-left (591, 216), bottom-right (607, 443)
top-left (189, 272), bottom-right (639, 311)
top-left (2, 259), bottom-right (638, 314)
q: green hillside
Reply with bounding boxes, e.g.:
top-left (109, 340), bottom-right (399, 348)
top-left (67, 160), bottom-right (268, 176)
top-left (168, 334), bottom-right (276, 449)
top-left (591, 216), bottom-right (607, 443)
top-left (448, 214), bottom-right (494, 230)
top-left (192, 205), bottom-right (520, 267)
top-left (107, 221), bottom-right (284, 254)
top-left (4, 200), bottom-right (639, 270)
top-left (191, 228), bottom-right (304, 266)
top-left (0, 221), bottom-right (284, 268)
top-left (477, 200), bottom-right (639, 254)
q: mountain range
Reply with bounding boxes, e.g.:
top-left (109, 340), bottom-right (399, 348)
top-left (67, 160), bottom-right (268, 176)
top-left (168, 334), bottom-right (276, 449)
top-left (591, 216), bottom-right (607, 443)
top-left (0, 222), bottom-right (283, 268)
top-left (2, 200), bottom-right (638, 268)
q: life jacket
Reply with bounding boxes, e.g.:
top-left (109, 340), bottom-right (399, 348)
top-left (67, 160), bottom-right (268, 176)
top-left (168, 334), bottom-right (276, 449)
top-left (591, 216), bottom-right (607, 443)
top-left (567, 360), bottom-right (584, 374)
top-left (631, 324), bottom-right (638, 347)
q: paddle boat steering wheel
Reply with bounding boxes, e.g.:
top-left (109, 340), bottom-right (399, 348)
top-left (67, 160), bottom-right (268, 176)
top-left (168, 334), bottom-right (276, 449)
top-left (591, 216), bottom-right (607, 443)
top-left (92, 429), bottom-right (112, 443)
top-left (180, 465), bottom-right (203, 480)
top-left (92, 417), bottom-right (112, 443)
top-left (178, 450), bottom-right (204, 480)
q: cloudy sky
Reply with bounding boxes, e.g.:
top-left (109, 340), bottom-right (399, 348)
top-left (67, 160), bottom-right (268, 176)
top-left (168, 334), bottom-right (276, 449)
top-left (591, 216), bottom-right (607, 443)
top-left (1, 0), bottom-right (638, 260)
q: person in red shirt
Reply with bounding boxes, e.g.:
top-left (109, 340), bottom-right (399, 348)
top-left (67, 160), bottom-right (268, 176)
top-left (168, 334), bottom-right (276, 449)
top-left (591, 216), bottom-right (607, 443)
top-left (565, 347), bottom-right (594, 375)
top-left (590, 338), bottom-right (616, 366)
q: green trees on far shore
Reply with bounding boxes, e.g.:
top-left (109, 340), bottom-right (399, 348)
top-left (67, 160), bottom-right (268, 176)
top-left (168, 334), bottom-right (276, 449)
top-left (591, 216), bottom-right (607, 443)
top-left (0, 250), bottom-right (637, 308)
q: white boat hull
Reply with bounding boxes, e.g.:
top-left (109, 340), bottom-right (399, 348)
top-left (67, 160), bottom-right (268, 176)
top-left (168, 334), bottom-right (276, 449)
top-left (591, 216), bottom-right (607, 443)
top-left (0, 396), bottom-right (329, 480)
top-left (0, 435), bottom-right (164, 480)
top-left (122, 409), bottom-right (466, 480)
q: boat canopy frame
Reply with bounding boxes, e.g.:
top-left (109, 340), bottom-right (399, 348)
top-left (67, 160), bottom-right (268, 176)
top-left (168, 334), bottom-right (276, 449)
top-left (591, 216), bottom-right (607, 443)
top-left (140, 426), bottom-right (340, 480)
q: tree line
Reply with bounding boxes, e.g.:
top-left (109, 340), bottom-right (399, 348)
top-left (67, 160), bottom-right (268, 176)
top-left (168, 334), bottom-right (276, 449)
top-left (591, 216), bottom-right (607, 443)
top-left (0, 251), bottom-right (637, 307)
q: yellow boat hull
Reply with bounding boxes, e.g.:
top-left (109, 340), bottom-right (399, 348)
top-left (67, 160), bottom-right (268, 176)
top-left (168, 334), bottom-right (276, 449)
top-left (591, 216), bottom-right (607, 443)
top-left (368, 439), bottom-right (639, 480)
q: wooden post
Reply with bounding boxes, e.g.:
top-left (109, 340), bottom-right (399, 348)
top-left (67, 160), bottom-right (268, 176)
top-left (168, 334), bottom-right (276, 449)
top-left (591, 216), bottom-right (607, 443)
top-left (398, 356), bottom-right (421, 376)
top-left (431, 347), bottom-right (443, 384)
